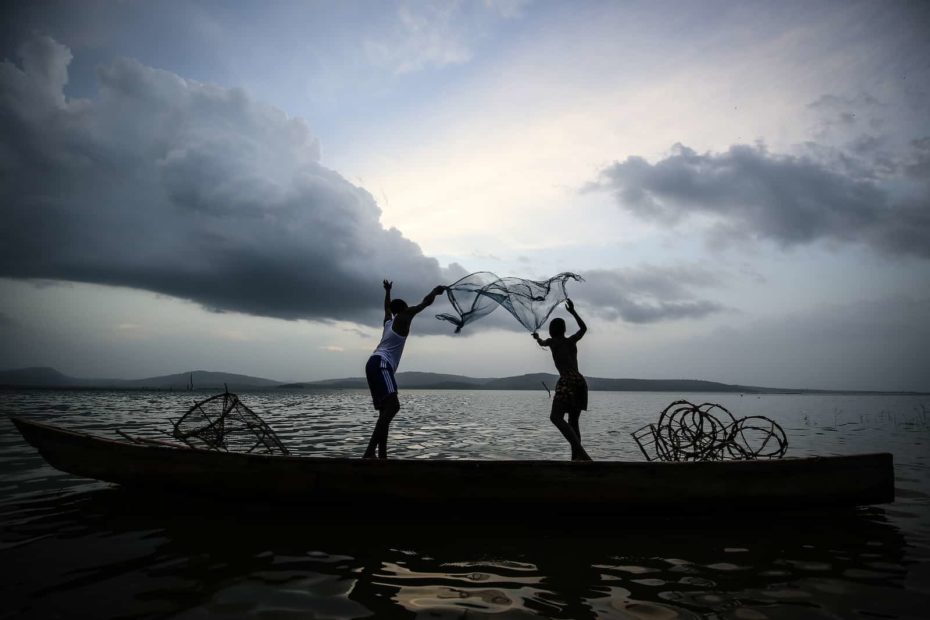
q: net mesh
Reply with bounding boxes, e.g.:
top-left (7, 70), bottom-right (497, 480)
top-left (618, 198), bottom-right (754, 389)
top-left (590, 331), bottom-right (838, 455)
top-left (632, 399), bottom-right (787, 461)
top-left (437, 272), bottom-right (583, 333)
top-left (172, 391), bottom-right (289, 455)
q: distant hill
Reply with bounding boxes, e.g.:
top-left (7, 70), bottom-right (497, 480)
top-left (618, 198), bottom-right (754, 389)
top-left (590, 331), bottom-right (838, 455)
top-left (119, 370), bottom-right (282, 390)
top-left (0, 366), bottom-right (90, 387)
top-left (280, 377), bottom-right (367, 389)
top-left (280, 371), bottom-right (490, 390)
top-left (3, 367), bottom-right (920, 394)
top-left (483, 373), bottom-right (555, 390)
top-left (585, 377), bottom-right (801, 393)
top-left (460, 373), bottom-right (796, 393)
top-left (284, 371), bottom-right (796, 394)
top-left (0, 367), bottom-right (281, 390)
top-left (395, 371), bottom-right (489, 388)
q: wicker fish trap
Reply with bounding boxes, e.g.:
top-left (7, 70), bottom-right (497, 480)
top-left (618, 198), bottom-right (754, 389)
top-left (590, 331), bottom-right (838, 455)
top-left (632, 399), bottom-right (787, 462)
top-left (172, 391), bottom-right (289, 455)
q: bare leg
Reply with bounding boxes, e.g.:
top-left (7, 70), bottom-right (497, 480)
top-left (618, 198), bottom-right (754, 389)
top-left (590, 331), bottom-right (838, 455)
top-left (376, 397), bottom-right (399, 458)
top-left (363, 394), bottom-right (399, 459)
top-left (550, 403), bottom-right (591, 461)
top-left (568, 410), bottom-right (582, 459)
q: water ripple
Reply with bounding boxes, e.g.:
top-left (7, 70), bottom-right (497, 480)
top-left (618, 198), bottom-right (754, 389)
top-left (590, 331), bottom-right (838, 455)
top-left (2, 388), bottom-right (929, 619)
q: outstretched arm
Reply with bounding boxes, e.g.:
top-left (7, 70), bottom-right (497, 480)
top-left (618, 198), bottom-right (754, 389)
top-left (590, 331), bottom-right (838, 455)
top-left (383, 280), bottom-right (392, 324)
top-left (566, 298), bottom-right (587, 342)
top-left (407, 285), bottom-right (446, 316)
top-left (532, 332), bottom-right (551, 347)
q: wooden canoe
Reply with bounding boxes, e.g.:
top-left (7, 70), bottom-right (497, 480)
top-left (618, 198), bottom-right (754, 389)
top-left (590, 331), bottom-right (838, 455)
top-left (11, 416), bottom-right (894, 513)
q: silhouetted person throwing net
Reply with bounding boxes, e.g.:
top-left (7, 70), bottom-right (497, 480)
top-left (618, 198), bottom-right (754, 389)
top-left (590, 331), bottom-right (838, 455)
top-left (437, 272), bottom-right (583, 333)
top-left (363, 279), bottom-right (445, 459)
top-left (533, 298), bottom-right (592, 460)
top-left (437, 271), bottom-right (589, 460)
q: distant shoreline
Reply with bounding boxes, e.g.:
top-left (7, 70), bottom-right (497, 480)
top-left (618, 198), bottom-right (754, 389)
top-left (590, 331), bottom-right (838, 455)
top-left (1, 366), bottom-right (926, 396)
top-left (0, 385), bottom-right (926, 398)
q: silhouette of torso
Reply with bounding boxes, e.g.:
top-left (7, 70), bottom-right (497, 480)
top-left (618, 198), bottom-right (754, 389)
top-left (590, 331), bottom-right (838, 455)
top-left (548, 337), bottom-right (580, 376)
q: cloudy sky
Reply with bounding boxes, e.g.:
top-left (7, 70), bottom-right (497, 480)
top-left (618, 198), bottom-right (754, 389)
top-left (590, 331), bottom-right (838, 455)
top-left (1, 0), bottom-right (928, 391)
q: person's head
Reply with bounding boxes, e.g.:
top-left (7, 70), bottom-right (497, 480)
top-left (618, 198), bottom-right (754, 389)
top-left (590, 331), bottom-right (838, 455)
top-left (549, 317), bottom-right (566, 338)
top-left (389, 299), bottom-right (408, 316)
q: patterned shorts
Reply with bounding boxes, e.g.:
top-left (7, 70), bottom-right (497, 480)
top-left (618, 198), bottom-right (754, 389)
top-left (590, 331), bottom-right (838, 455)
top-left (553, 372), bottom-right (588, 412)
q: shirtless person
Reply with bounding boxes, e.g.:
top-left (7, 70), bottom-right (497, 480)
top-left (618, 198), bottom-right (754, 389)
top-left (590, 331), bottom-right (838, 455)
top-left (532, 298), bottom-right (592, 461)
top-left (363, 279), bottom-right (445, 459)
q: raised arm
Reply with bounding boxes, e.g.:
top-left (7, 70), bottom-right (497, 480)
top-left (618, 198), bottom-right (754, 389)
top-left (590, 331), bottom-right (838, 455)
top-left (565, 298), bottom-right (587, 342)
top-left (382, 279), bottom-right (392, 324)
top-left (532, 331), bottom-right (551, 347)
top-left (408, 285), bottom-right (446, 316)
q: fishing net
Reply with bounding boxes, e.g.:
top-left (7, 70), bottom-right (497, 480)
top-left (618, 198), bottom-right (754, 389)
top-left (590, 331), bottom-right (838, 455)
top-left (172, 391), bottom-right (289, 455)
top-left (632, 399), bottom-right (787, 462)
top-left (437, 272), bottom-right (583, 333)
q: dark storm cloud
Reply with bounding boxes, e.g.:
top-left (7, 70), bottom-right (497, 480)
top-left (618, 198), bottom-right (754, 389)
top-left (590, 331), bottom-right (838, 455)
top-left (589, 141), bottom-right (930, 258)
top-left (806, 94), bottom-right (886, 139)
top-left (906, 137), bottom-right (930, 180)
top-left (573, 266), bottom-right (728, 324)
top-left (0, 36), bottom-right (444, 323)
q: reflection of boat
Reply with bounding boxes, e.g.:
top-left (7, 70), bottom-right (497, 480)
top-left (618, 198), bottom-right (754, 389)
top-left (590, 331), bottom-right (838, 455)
top-left (12, 416), bottom-right (894, 512)
top-left (5, 484), bottom-right (910, 620)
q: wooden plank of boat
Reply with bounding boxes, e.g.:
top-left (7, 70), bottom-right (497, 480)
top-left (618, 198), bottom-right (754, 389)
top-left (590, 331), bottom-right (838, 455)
top-left (11, 416), bottom-right (894, 512)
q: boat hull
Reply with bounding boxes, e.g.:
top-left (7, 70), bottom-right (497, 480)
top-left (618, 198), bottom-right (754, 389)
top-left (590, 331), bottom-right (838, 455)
top-left (12, 417), bottom-right (894, 512)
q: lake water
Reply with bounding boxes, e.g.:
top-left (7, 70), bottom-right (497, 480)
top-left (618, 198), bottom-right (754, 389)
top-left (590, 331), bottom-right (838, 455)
top-left (2, 389), bottom-right (929, 619)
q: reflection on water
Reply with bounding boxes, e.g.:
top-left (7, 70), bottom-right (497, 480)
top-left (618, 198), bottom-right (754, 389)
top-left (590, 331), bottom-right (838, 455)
top-left (1, 488), bottom-right (919, 620)
top-left (2, 389), bottom-right (930, 619)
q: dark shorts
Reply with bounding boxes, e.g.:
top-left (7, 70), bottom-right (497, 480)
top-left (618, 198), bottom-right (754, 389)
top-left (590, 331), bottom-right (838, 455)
top-left (553, 371), bottom-right (588, 412)
top-left (365, 355), bottom-right (398, 410)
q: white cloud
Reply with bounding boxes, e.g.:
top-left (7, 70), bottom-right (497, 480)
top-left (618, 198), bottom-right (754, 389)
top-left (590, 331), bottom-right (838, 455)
top-left (364, 0), bottom-right (528, 74)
